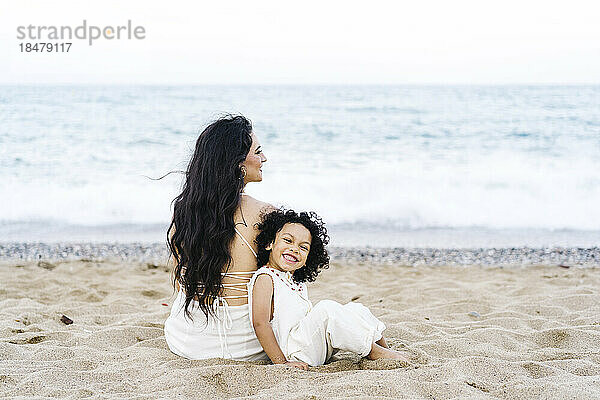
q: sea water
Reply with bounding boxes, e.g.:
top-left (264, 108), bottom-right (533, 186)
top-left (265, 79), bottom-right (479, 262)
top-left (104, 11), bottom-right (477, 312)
top-left (1, 85), bottom-right (599, 247)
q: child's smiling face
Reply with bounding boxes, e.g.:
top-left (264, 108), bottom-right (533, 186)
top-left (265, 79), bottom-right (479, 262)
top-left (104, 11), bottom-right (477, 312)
top-left (266, 223), bottom-right (312, 272)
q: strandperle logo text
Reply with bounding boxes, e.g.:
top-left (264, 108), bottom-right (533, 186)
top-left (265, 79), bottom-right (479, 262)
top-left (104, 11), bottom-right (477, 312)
top-left (16, 20), bottom-right (146, 46)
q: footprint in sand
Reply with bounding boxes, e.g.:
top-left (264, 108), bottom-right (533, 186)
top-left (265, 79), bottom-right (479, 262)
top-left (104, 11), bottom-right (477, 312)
top-left (8, 335), bottom-right (47, 345)
top-left (141, 289), bottom-right (162, 298)
top-left (534, 329), bottom-right (570, 348)
top-left (521, 362), bottom-right (556, 378)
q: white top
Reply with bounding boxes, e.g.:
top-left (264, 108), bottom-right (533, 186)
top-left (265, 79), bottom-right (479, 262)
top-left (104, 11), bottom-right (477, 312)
top-left (248, 266), bottom-right (312, 356)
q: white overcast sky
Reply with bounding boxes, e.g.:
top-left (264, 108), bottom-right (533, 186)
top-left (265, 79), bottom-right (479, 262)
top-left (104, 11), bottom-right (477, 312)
top-left (2, 0), bottom-right (599, 84)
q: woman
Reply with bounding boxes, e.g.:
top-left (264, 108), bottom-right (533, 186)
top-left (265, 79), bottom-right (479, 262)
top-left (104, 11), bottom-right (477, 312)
top-left (164, 115), bottom-right (273, 360)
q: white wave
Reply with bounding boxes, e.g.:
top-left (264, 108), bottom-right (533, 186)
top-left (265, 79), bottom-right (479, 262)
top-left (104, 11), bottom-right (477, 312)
top-left (3, 148), bottom-right (599, 232)
top-left (3, 177), bottom-right (179, 226)
top-left (248, 150), bottom-right (600, 231)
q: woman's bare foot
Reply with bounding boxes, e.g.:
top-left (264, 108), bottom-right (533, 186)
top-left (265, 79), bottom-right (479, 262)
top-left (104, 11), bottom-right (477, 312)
top-left (367, 343), bottom-right (410, 362)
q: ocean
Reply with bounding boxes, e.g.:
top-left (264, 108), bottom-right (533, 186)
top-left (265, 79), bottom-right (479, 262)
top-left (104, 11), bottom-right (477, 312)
top-left (1, 85), bottom-right (599, 247)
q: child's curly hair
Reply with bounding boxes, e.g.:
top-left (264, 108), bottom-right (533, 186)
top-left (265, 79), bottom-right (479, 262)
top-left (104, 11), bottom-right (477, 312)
top-left (255, 209), bottom-right (330, 283)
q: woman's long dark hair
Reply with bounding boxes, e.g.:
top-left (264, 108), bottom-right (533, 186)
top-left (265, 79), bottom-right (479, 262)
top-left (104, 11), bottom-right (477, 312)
top-left (168, 115), bottom-right (253, 320)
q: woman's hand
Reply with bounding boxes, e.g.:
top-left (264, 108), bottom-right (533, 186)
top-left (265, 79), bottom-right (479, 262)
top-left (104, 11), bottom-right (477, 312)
top-left (283, 360), bottom-right (309, 371)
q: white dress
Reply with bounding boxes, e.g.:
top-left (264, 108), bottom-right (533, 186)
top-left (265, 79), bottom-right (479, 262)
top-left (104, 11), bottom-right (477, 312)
top-left (164, 228), bottom-right (269, 361)
top-left (248, 266), bottom-right (386, 366)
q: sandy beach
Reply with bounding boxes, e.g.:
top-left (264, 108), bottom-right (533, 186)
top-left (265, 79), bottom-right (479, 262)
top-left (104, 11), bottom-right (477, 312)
top-left (1, 257), bottom-right (599, 399)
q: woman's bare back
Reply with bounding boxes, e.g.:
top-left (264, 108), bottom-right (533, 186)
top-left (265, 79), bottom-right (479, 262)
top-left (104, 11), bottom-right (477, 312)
top-left (174, 194), bottom-right (275, 306)
top-left (223, 194), bottom-right (274, 305)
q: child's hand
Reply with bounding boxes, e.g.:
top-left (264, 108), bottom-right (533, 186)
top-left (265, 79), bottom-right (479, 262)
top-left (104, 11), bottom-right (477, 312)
top-left (284, 360), bottom-right (309, 371)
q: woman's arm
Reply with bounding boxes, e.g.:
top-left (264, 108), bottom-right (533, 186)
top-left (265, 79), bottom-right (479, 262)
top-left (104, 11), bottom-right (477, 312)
top-left (251, 274), bottom-right (308, 370)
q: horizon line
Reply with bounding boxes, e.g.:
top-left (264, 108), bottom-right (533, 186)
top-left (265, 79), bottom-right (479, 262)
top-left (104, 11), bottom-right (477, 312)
top-left (1, 82), bottom-right (599, 87)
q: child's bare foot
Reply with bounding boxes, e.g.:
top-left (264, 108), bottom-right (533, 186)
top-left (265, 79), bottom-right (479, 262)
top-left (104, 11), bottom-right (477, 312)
top-left (367, 343), bottom-right (410, 362)
top-left (375, 337), bottom-right (389, 348)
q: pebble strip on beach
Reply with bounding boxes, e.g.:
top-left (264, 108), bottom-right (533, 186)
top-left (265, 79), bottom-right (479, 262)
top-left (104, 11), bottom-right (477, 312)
top-left (1, 242), bottom-right (598, 267)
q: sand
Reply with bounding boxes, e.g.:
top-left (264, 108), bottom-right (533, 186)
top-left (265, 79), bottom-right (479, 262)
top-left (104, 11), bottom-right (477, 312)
top-left (1, 260), bottom-right (599, 399)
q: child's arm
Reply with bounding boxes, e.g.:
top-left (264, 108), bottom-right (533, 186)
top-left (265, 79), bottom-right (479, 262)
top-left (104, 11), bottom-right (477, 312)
top-left (251, 274), bottom-right (308, 370)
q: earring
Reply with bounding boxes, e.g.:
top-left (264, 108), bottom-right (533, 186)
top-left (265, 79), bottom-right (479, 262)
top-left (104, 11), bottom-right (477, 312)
top-left (240, 166), bottom-right (247, 179)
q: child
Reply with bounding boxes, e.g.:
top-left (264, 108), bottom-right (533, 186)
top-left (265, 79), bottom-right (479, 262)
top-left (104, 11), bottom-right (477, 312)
top-left (248, 209), bottom-right (410, 369)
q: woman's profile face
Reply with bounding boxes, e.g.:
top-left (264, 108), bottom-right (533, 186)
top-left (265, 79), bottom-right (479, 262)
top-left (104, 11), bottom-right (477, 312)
top-left (242, 131), bottom-right (267, 184)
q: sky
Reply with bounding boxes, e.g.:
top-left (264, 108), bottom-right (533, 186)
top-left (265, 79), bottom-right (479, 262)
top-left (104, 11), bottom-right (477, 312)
top-left (2, 0), bottom-right (599, 84)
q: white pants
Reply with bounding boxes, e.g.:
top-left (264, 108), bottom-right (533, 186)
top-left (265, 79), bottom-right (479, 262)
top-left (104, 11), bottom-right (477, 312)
top-left (286, 300), bottom-right (386, 366)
